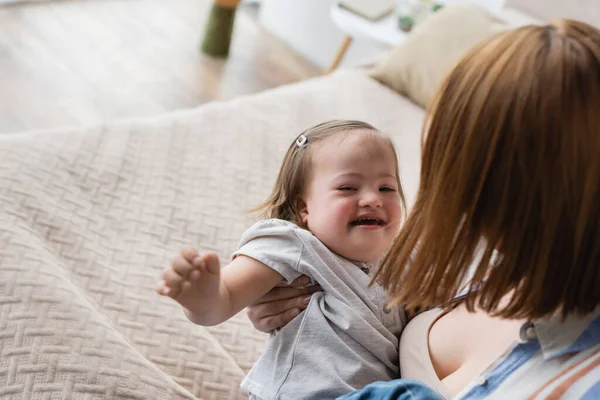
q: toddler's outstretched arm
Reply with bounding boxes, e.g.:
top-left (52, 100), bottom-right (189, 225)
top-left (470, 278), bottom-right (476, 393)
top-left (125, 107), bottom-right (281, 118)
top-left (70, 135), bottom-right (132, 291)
top-left (156, 245), bottom-right (284, 326)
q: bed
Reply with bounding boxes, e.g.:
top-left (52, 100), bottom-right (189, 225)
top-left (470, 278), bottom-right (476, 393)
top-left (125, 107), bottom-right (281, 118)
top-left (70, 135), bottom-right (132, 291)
top-left (0, 70), bottom-right (423, 399)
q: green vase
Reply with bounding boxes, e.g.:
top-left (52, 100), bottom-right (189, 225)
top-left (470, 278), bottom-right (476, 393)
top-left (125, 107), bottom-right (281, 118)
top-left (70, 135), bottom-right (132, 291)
top-left (200, 4), bottom-right (238, 58)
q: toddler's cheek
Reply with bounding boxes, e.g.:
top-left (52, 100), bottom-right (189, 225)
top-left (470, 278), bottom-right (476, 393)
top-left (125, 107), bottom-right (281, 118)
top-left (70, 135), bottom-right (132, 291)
top-left (335, 201), bottom-right (357, 219)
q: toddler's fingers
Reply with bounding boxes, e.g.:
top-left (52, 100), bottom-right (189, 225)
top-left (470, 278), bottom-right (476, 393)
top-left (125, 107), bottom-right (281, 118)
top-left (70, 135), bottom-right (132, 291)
top-left (202, 253), bottom-right (221, 274)
top-left (171, 256), bottom-right (193, 277)
top-left (162, 267), bottom-right (185, 287)
top-left (155, 280), bottom-right (181, 298)
top-left (155, 280), bottom-right (168, 296)
top-left (180, 245), bottom-right (199, 263)
top-left (190, 270), bottom-right (200, 281)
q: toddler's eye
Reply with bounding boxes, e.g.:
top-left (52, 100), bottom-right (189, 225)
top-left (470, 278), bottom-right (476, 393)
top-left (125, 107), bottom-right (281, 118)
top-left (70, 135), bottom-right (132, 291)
top-left (380, 187), bottom-right (396, 192)
top-left (338, 186), bottom-right (356, 191)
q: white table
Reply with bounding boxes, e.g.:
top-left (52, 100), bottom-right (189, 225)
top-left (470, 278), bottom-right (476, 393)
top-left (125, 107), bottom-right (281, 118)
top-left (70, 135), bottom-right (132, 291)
top-left (328, 1), bottom-right (408, 72)
top-left (328, 0), bottom-right (508, 72)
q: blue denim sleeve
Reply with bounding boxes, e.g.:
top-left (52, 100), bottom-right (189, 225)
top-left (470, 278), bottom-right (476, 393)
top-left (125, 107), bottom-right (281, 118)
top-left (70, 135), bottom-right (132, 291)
top-left (336, 379), bottom-right (445, 400)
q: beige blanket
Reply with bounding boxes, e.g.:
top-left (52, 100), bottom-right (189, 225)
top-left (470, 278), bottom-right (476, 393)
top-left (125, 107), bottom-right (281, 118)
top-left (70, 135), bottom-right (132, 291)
top-left (0, 70), bottom-right (424, 399)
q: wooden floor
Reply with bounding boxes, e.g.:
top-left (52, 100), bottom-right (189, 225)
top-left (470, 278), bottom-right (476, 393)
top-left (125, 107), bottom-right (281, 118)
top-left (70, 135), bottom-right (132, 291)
top-left (0, 0), bottom-right (321, 134)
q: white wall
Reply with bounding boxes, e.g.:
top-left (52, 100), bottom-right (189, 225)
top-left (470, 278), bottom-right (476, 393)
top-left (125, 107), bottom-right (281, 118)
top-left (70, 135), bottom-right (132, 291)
top-left (505, 0), bottom-right (600, 27)
top-left (447, 0), bottom-right (505, 12)
top-left (259, 0), bottom-right (389, 70)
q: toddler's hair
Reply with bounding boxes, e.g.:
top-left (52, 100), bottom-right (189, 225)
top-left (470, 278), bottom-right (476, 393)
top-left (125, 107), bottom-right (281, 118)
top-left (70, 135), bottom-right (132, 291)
top-left (254, 120), bottom-right (406, 229)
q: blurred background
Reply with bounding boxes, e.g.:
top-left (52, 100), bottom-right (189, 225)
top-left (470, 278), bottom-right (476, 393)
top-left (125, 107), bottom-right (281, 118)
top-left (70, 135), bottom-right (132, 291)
top-left (0, 0), bottom-right (506, 134)
top-left (0, 0), bottom-right (320, 134)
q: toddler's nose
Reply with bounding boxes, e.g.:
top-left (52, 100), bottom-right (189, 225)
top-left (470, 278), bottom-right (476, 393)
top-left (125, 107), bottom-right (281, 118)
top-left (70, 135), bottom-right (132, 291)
top-left (359, 191), bottom-right (382, 208)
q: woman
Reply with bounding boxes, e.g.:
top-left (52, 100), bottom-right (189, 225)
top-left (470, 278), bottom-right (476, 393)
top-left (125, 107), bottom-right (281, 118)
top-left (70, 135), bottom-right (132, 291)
top-left (247, 19), bottom-right (600, 399)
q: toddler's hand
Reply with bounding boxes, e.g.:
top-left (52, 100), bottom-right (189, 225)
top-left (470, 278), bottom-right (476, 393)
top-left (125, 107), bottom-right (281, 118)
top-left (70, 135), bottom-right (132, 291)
top-left (155, 245), bottom-right (221, 316)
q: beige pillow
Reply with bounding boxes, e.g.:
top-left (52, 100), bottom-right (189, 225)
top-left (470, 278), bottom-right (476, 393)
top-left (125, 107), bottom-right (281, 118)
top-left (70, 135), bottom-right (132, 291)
top-left (370, 3), bottom-right (508, 108)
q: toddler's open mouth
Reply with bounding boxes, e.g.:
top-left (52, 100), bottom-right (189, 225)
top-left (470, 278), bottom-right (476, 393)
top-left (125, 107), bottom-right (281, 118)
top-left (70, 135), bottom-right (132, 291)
top-left (350, 218), bottom-right (385, 227)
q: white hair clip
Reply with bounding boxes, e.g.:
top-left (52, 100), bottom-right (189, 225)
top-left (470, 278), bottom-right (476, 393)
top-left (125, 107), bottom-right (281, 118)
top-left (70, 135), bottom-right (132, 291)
top-left (296, 134), bottom-right (308, 148)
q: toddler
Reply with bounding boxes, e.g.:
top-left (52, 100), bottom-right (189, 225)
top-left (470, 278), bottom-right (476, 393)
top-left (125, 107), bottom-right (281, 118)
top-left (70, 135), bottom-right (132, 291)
top-left (156, 120), bottom-right (407, 399)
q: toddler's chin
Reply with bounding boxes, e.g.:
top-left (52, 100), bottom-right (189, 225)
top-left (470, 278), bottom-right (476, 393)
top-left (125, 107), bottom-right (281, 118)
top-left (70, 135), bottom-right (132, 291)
top-left (349, 250), bottom-right (383, 264)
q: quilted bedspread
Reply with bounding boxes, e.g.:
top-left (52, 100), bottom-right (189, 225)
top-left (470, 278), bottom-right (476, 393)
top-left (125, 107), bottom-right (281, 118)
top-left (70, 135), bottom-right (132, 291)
top-left (0, 70), bottom-right (424, 399)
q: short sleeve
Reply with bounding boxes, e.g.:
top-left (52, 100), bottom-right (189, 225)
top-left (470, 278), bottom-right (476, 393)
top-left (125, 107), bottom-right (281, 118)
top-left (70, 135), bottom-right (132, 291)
top-left (231, 220), bottom-right (304, 284)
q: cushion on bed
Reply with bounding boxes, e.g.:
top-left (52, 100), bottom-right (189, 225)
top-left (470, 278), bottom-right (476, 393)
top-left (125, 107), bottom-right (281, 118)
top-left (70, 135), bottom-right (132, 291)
top-left (370, 3), bottom-right (509, 108)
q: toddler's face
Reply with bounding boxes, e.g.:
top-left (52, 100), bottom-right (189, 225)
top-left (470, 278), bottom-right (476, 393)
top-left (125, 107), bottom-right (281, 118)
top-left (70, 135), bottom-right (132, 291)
top-left (300, 132), bottom-right (403, 262)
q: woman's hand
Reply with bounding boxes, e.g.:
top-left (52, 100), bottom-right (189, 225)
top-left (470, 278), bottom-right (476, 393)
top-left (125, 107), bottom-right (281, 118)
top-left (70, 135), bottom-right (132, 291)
top-left (246, 275), bottom-right (321, 333)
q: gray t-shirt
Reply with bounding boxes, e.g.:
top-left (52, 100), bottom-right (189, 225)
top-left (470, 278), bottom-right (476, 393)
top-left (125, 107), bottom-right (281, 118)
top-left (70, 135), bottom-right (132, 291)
top-left (232, 219), bottom-right (406, 400)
